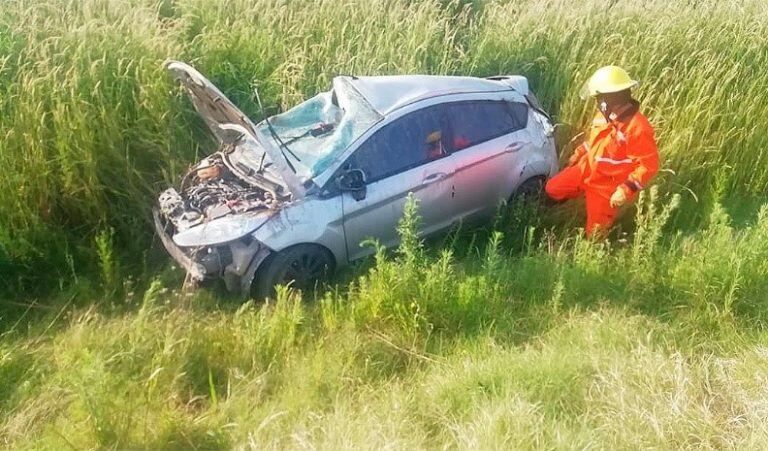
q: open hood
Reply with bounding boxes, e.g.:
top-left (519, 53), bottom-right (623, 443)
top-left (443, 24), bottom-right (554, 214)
top-left (165, 60), bottom-right (306, 198)
top-left (166, 60), bottom-right (260, 144)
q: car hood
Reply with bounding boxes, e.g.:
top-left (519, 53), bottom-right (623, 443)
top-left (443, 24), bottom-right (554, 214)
top-left (165, 60), bottom-right (306, 198)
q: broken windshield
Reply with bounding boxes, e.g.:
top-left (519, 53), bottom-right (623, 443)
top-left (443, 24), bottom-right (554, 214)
top-left (255, 77), bottom-right (382, 180)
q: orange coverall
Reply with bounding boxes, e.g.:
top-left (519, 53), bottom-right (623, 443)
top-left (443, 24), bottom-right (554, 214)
top-left (545, 103), bottom-right (659, 236)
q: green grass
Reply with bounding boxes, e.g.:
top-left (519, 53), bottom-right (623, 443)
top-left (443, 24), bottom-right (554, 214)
top-left (3, 191), bottom-right (768, 448)
top-left (1, 0), bottom-right (768, 448)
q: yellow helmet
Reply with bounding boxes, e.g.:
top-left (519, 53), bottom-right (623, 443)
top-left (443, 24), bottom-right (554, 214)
top-left (580, 66), bottom-right (639, 99)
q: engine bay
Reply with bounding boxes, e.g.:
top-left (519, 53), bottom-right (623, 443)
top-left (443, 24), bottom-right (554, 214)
top-left (158, 152), bottom-right (281, 233)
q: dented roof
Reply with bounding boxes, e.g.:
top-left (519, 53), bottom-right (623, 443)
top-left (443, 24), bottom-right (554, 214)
top-left (347, 75), bottom-right (519, 115)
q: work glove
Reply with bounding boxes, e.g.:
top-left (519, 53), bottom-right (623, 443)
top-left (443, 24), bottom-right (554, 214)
top-left (609, 186), bottom-right (629, 208)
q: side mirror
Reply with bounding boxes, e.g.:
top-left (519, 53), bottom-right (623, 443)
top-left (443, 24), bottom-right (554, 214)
top-left (336, 169), bottom-right (367, 201)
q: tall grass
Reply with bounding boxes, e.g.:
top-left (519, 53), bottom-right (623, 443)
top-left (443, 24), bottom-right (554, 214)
top-left (1, 0), bottom-right (768, 293)
top-left (2, 1), bottom-right (768, 447)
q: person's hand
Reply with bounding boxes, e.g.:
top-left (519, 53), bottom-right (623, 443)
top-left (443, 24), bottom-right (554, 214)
top-left (610, 186), bottom-right (628, 208)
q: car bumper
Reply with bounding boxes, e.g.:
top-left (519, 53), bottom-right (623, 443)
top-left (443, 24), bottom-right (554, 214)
top-left (152, 208), bottom-right (207, 282)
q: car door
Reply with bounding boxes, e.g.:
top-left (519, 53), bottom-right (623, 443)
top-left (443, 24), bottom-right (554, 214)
top-left (445, 100), bottom-right (530, 219)
top-left (338, 104), bottom-right (461, 261)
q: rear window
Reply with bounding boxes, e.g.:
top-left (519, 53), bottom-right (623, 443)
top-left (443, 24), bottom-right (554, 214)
top-left (447, 101), bottom-right (528, 151)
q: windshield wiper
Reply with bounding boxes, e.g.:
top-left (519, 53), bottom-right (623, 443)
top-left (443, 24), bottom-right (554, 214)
top-left (284, 123), bottom-right (335, 146)
top-left (254, 87), bottom-right (300, 173)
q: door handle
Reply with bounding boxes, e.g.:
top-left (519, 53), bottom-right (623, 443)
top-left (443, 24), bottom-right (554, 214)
top-left (421, 172), bottom-right (448, 186)
top-left (505, 142), bottom-right (524, 153)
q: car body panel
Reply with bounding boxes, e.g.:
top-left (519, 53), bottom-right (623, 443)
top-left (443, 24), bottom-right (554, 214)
top-left (250, 195), bottom-right (347, 267)
top-left (172, 210), bottom-right (275, 247)
top-left (166, 61), bottom-right (261, 145)
top-left (449, 133), bottom-right (528, 220)
top-left (340, 155), bottom-right (461, 261)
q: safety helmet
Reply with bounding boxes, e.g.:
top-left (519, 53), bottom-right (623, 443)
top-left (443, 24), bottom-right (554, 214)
top-left (580, 66), bottom-right (639, 99)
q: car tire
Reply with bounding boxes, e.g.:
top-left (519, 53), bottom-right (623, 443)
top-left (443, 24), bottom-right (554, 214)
top-left (512, 176), bottom-right (545, 204)
top-left (252, 244), bottom-right (335, 300)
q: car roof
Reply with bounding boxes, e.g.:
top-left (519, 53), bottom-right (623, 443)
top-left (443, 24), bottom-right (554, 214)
top-left (347, 75), bottom-right (516, 115)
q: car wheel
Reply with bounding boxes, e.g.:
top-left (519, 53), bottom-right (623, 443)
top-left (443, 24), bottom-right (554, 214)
top-left (252, 244), bottom-right (334, 299)
top-left (512, 176), bottom-right (545, 204)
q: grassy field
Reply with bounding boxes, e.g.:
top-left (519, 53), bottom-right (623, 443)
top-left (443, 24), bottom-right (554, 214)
top-left (2, 0), bottom-right (768, 448)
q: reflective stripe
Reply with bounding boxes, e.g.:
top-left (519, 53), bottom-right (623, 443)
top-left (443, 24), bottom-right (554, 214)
top-left (595, 156), bottom-right (633, 165)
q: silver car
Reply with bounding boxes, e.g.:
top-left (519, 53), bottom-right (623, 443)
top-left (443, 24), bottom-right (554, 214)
top-left (154, 61), bottom-right (557, 298)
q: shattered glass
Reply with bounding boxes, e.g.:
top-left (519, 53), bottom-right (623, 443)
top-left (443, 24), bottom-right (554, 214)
top-left (255, 77), bottom-right (382, 179)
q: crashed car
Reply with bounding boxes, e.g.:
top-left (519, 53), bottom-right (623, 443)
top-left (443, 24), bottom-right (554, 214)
top-left (154, 61), bottom-right (557, 298)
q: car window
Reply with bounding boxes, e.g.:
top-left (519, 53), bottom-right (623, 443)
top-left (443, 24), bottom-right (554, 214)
top-left (448, 101), bottom-right (528, 151)
top-left (346, 105), bottom-right (451, 183)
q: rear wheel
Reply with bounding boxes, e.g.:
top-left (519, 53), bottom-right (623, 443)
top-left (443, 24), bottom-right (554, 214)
top-left (252, 244), bottom-right (334, 299)
top-left (512, 176), bottom-right (545, 204)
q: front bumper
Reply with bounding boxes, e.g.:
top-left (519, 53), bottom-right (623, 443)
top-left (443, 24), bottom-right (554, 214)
top-left (153, 208), bottom-right (273, 296)
top-left (153, 208), bottom-right (207, 282)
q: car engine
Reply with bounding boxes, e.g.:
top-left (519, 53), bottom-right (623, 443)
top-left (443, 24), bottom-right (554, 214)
top-left (158, 153), bottom-right (278, 232)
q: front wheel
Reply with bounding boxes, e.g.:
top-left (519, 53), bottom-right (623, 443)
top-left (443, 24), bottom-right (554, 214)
top-left (252, 244), bottom-right (334, 299)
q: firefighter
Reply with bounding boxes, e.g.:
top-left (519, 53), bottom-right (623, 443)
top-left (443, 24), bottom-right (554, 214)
top-left (545, 66), bottom-right (659, 237)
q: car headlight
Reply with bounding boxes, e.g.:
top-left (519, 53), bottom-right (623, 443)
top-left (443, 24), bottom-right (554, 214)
top-left (172, 214), bottom-right (270, 247)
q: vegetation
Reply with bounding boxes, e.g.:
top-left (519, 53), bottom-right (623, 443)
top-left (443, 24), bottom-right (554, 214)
top-left (1, 0), bottom-right (767, 448)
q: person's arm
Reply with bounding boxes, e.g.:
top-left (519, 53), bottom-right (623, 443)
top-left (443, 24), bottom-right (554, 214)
top-left (610, 125), bottom-right (659, 208)
top-left (622, 126), bottom-right (659, 194)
